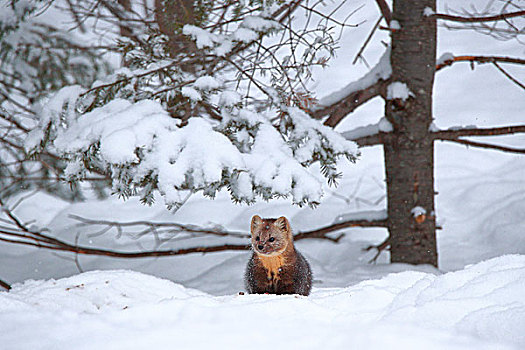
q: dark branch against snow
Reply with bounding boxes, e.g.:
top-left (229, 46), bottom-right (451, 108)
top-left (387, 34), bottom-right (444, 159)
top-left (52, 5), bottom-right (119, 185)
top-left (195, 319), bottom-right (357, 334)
top-left (430, 10), bottom-right (525, 23)
top-left (433, 125), bottom-right (525, 139)
top-left (439, 139), bottom-right (525, 154)
top-left (433, 125), bottom-right (525, 154)
top-left (374, 0), bottom-right (392, 25)
top-left (436, 54), bottom-right (525, 71)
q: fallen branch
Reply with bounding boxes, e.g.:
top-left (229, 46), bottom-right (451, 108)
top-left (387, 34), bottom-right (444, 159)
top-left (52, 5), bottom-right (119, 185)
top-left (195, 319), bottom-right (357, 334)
top-left (430, 10), bottom-right (525, 23)
top-left (0, 278), bottom-right (11, 291)
top-left (70, 215), bottom-right (250, 239)
top-left (295, 216), bottom-right (388, 242)
top-left (0, 199), bottom-right (389, 258)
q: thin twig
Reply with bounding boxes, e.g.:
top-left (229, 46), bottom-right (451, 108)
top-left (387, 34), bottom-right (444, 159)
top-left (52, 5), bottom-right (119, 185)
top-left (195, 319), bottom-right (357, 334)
top-left (353, 16), bottom-right (383, 65)
top-left (363, 237), bottom-right (390, 264)
top-left (493, 62), bottom-right (525, 90)
top-left (440, 139), bottom-right (525, 154)
top-left (0, 199), bottom-right (389, 259)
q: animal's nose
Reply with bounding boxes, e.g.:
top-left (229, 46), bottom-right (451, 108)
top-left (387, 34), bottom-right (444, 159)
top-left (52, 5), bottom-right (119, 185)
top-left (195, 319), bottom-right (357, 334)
top-left (258, 245), bottom-right (264, 250)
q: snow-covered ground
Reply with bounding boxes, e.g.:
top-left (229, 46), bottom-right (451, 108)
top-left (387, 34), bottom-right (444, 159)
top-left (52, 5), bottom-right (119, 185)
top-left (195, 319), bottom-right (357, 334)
top-left (1, 255), bottom-right (524, 349)
top-left (1, 0), bottom-right (524, 349)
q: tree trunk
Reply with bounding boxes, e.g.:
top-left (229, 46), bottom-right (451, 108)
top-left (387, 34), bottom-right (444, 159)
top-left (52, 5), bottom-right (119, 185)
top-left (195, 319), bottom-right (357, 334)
top-left (384, 0), bottom-right (437, 266)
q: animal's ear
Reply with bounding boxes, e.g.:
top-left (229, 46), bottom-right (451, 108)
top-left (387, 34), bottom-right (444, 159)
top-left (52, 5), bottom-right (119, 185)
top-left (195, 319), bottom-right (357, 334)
top-left (274, 216), bottom-right (290, 232)
top-left (251, 215), bottom-right (262, 231)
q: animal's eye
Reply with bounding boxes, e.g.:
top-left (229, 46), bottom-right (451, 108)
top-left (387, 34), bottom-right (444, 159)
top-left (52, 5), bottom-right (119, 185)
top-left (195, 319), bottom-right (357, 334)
top-left (255, 236), bottom-right (260, 241)
top-left (269, 237), bottom-right (275, 242)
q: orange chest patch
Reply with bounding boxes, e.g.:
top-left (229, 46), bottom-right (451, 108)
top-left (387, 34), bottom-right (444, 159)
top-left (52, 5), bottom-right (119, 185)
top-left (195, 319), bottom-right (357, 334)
top-left (258, 254), bottom-right (286, 280)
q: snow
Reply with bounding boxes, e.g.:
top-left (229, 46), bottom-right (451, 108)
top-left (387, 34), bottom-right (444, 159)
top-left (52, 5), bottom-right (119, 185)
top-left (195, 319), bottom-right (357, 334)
top-left (233, 27), bottom-right (258, 43)
top-left (334, 209), bottom-right (387, 222)
top-left (390, 20), bottom-right (401, 30)
top-left (378, 117), bottom-right (393, 132)
top-left (193, 75), bottom-right (220, 90)
top-left (241, 16), bottom-right (279, 32)
top-left (0, 256), bottom-right (524, 349)
top-left (429, 122), bottom-right (440, 132)
top-left (437, 52), bottom-right (455, 65)
top-left (181, 86), bottom-right (202, 101)
top-left (423, 7), bottom-right (435, 17)
top-left (182, 25), bottom-right (215, 49)
top-left (341, 117), bottom-right (392, 140)
top-left (386, 81), bottom-right (414, 100)
top-left (218, 90), bottom-right (241, 107)
top-left (411, 206), bottom-right (427, 217)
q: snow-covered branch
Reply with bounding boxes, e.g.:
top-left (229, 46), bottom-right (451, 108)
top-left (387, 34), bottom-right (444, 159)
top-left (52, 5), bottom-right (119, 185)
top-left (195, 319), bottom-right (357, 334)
top-left (25, 92), bottom-right (358, 208)
top-left (311, 48), bottom-right (391, 126)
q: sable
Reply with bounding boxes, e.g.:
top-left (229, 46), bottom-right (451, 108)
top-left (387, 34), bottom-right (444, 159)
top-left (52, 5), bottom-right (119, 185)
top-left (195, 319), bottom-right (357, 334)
top-left (244, 215), bottom-right (312, 296)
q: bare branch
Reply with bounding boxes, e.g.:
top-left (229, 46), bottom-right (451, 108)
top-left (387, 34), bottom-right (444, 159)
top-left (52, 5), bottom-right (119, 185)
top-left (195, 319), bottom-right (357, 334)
top-left (353, 16), bottom-right (382, 65)
top-left (436, 55), bottom-right (525, 71)
top-left (0, 198), bottom-right (389, 259)
top-left (493, 62), bottom-right (525, 90)
top-left (430, 10), bottom-right (525, 23)
top-left (433, 125), bottom-right (525, 139)
top-left (311, 79), bottom-right (388, 126)
top-left (374, 0), bottom-right (392, 25)
top-left (69, 214), bottom-right (250, 239)
top-left (439, 139), bottom-right (525, 154)
top-left (350, 132), bottom-right (389, 147)
top-left (363, 237), bottom-right (390, 264)
top-left (295, 216), bottom-right (388, 242)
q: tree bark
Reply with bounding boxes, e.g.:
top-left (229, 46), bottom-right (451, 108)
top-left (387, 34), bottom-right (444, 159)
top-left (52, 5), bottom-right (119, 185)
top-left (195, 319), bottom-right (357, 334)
top-left (384, 0), bottom-right (437, 266)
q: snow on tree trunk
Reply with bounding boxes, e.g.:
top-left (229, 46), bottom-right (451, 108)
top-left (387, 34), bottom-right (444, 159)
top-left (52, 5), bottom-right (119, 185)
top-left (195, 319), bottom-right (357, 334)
top-left (384, 0), bottom-right (438, 266)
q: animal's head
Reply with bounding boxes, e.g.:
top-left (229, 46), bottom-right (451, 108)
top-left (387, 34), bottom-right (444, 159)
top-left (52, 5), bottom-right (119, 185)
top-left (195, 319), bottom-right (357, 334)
top-left (250, 215), bottom-right (292, 256)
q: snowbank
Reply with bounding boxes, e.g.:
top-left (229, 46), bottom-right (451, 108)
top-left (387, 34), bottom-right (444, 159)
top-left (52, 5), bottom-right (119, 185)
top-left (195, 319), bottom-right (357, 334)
top-left (1, 255), bottom-right (523, 349)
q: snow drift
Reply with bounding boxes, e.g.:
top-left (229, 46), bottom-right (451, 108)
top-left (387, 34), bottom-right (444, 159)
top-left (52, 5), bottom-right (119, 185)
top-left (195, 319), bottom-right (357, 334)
top-left (1, 255), bottom-right (523, 349)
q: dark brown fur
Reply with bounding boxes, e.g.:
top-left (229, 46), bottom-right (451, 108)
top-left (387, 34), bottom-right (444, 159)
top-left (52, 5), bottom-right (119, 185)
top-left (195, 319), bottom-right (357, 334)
top-left (244, 216), bottom-right (312, 296)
